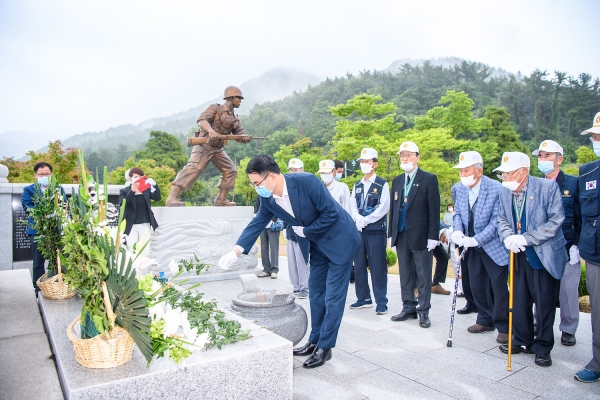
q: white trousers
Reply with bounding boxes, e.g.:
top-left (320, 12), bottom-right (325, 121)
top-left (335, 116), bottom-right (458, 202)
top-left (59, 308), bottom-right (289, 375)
top-left (127, 223), bottom-right (152, 257)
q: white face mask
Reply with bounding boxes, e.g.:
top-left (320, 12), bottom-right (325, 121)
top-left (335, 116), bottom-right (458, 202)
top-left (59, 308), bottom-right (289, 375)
top-left (460, 174), bottom-right (477, 187)
top-left (400, 162), bottom-right (415, 172)
top-left (593, 142), bottom-right (600, 158)
top-left (360, 163), bottom-right (373, 174)
top-left (320, 173), bottom-right (334, 183)
top-left (448, 207), bottom-right (454, 213)
top-left (502, 180), bottom-right (520, 191)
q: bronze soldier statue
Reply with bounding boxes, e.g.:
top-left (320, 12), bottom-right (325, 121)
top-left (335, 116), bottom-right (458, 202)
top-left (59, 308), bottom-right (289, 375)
top-left (166, 86), bottom-right (251, 207)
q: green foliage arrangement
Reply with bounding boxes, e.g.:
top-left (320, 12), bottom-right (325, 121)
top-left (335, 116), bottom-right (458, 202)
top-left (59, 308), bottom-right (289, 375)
top-left (29, 178), bottom-right (65, 274)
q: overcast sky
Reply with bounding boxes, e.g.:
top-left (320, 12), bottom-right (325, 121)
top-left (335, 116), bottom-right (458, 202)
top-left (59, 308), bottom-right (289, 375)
top-left (0, 0), bottom-right (598, 139)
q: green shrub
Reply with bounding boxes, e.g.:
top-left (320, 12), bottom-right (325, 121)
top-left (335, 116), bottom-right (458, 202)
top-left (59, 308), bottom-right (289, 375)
top-left (579, 261), bottom-right (588, 297)
top-left (386, 248), bottom-right (398, 267)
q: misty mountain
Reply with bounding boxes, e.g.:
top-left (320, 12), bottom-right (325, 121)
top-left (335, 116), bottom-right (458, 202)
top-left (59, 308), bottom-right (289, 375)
top-left (43, 68), bottom-right (322, 156)
top-left (387, 57), bottom-right (511, 78)
top-left (0, 130), bottom-right (57, 159)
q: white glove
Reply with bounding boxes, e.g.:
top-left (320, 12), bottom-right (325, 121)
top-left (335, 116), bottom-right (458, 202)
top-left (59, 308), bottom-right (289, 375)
top-left (569, 245), bottom-right (580, 265)
top-left (292, 226), bottom-right (306, 238)
top-left (427, 239), bottom-right (439, 251)
top-left (218, 251), bottom-right (238, 270)
top-left (283, 228), bottom-right (288, 240)
top-left (450, 230), bottom-right (465, 245)
top-left (462, 237), bottom-right (478, 249)
top-left (505, 235), bottom-right (527, 253)
top-left (355, 216), bottom-right (368, 231)
top-left (146, 178), bottom-right (157, 193)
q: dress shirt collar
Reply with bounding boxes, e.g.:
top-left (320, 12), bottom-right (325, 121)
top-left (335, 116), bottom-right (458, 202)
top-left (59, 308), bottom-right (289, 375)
top-left (362, 173), bottom-right (378, 185)
top-left (469, 179), bottom-right (482, 197)
top-left (405, 167), bottom-right (419, 181)
top-left (272, 177), bottom-right (288, 199)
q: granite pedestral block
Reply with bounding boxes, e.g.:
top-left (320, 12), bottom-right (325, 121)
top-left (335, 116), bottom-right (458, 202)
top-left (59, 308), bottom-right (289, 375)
top-left (150, 206), bottom-right (260, 282)
top-left (40, 295), bottom-right (293, 400)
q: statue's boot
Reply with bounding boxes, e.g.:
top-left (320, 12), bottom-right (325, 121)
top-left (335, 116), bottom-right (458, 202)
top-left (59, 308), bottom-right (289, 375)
top-left (166, 185), bottom-right (186, 207)
top-left (214, 189), bottom-right (236, 206)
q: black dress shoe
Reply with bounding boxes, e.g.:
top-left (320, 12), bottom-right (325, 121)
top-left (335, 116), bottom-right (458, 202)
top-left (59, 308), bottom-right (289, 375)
top-left (391, 311), bottom-right (417, 321)
top-left (535, 353), bottom-right (552, 367)
top-left (457, 306), bottom-right (477, 315)
top-left (303, 348), bottom-right (332, 368)
top-left (499, 344), bottom-right (532, 354)
top-left (293, 342), bottom-right (316, 356)
top-left (561, 332), bottom-right (576, 346)
top-left (419, 314), bottom-right (431, 328)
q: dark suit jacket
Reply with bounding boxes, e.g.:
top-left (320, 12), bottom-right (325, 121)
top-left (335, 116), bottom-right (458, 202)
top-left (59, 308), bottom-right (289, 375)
top-left (118, 184), bottom-right (161, 235)
top-left (236, 173), bottom-right (360, 264)
top-left (556, 170), bottom-right (581, 248)
top-left (22, 183), bottom-right (66, 236)
top-left (388, 168), bottom-right (440, 250)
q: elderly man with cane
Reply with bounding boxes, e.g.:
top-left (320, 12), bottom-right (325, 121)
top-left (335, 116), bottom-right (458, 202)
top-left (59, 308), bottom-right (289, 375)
top-left (495, 152), bottom-right (567, 367)
top-left (450, 151), bottom-right (510, 344)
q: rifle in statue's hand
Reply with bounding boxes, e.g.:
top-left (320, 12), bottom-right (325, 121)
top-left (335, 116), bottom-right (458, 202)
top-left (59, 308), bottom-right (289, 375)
top-left (187, 135), bottom-right (267, 146)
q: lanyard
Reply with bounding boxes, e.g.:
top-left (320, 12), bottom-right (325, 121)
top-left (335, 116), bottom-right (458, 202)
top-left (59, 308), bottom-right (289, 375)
top-left (512, 193), bottom-right (526, 234)
top-left (403, 173), bottom-right (416, 203)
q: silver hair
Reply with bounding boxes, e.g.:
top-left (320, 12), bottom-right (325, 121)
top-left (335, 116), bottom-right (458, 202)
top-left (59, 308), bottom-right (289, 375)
top-left (473, 163), bottom-right (484, 171)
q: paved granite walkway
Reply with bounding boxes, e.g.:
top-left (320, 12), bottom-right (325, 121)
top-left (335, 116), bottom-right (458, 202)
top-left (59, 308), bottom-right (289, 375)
top-left (200, 257), bottom-right (600, 400)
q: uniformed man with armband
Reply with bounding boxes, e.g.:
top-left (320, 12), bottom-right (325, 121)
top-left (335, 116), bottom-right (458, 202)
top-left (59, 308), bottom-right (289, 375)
top-left (349, 148), bottom-right (390, 315)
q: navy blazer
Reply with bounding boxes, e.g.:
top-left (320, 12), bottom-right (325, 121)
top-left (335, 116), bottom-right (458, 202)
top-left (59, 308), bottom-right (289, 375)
top-left (236, 173), bottom-right (360, 265)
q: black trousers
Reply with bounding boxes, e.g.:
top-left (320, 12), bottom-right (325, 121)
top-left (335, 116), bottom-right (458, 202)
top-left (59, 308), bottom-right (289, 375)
top-left (466, 249), bottom-right (508, 333)
top-left (460, 247), bottom-right (477, 309)
top-left (432, 244), bottom-right (449, 285)
top-left (29, 235), bottom-right (46, 289)
top-left (353, 232), bottom-right (388, 306)
top-left (512, 252), bottom-right (560, 354)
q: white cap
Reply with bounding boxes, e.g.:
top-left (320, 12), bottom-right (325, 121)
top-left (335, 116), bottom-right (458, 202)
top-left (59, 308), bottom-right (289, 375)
top-left (318, 160), bottom-right (335, 173)
top-left (581, 112), bottom-right (600, 135)
top-left (397, 141), bottom-right (419, 154)
top-left (358, 148), bottom-right (378, 160)
top-left (453, 151), bottom-right (483, 169)
top-left (532, 140), bottom-right (564, 156)
top-left (288, 158), bottom-right (304, 169)
top-left (124, 169), bottom-right (131, 182)
top-left (492, 152), bottom-right (531, 173)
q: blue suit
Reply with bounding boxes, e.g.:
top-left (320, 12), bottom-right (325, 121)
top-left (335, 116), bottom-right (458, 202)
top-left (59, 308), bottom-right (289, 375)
top-left (452, 176), bottom-right (509, 332)
top-left (236, 173), bottom-right (361, 349)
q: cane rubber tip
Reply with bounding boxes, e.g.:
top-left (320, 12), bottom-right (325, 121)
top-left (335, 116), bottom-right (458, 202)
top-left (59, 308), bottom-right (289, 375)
top-left (507, 366), bottom-right (512, 371)
top-left (447, 340), bottom-right (452, 347)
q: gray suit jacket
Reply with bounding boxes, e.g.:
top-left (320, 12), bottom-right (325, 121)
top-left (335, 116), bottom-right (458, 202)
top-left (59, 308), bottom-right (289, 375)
top-left (497, 175), bottom-right (567, 279)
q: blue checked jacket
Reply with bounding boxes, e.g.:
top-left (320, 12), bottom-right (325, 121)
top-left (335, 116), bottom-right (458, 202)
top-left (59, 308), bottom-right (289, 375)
top-left (452, 175), bottom-right (509, 266)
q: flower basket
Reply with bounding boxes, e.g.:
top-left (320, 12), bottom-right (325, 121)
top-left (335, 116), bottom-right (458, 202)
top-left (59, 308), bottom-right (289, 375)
top-left (36, 254), bottom-right (76, 300)
top-left (66, 282), bottom-right (134, 368)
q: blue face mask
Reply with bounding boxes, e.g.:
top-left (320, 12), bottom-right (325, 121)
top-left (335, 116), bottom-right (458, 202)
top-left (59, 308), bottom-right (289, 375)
top-left (255, 185), bottom-right (272, 198)
top-left (537, 160), bottom-right (556, 176)
top-left (37, 176), bottom-right (49, 186)
top-left (335, 173), bottom-right (342, 181)
top-left (594, 142), bottom-right (600, 158)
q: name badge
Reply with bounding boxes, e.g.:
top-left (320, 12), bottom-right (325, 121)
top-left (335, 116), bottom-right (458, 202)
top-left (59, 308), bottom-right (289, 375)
top-left (586, 180), bottom-right (597, 190)
top-left (394, 191), bottom-right (398, 201)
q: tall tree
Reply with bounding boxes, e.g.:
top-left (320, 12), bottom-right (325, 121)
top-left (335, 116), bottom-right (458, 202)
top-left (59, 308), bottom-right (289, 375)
top-left (134, 130), bottom-right (189, 170)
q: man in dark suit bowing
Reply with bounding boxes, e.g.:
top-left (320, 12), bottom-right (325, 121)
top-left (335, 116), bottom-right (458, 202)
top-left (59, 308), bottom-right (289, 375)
top-left (218, 155), bottom-right (361, 368)
top-left (388, 141), bottom-right (440, 328)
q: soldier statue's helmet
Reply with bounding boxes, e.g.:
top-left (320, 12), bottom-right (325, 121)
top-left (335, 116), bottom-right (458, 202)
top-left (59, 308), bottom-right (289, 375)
top-left (223, 86), bottom-right (244, 99)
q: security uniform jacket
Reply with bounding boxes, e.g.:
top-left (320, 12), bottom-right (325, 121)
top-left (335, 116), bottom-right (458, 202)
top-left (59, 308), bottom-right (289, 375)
top-left (497, 176), bottom-right (567, 279)
top-left (388, 168), bottom-right (440, 249)
top-left (451, 176), bottom-right (509, 266)
top-left (236, 173), bottom-right (360, 264)
top-left (555, 170), bottom-right (581, 250)
top-left (118, 185), bottom-right (161, 236)
top-left (579, 160), bottom-right (600, 263)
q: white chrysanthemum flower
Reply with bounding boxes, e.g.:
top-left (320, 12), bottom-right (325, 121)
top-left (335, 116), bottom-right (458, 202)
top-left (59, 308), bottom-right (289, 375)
top-left (168, 260), bottom-right (179, 274)
top-left (194, 333), bottom-right (209, 348)
top-left (163, 308), bottom-right (182, 336)
top-left (148, 304), bottom-right (164, 321)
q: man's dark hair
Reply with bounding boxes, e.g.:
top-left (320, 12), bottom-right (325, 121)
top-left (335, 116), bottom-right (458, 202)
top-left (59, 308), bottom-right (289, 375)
top-left (334, 160), bottom-right (344, 169)
top-left (245, 155), bottom-right (281, 175)
top-left (129, 167), bottom-right (145, 177)
top-left (33, 162), bottom-right (53, 173)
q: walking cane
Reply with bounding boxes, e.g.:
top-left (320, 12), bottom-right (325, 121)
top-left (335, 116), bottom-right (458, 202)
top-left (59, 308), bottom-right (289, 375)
top-left (507, 250), bottom-right (515, 371)
top-left (447, 248), bottom-right (468, 347)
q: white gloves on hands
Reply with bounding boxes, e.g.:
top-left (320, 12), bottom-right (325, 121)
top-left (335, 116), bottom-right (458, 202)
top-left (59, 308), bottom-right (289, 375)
top-left (146, 178), bottom-right (157, 193)
top-left (450, 230), bottom-right (465, 246)
top-left (292, 226), bottom-right (306, 238)
top-left (355, 216), bottom-right (367, 232)
top-left (462, 237), bottom-right (478, 249)
top-left (504, 235), bottom-right (527, 253)
top-left (569, 245), bottom-right (580, 265)
top-left (427, 239), bottom-right (439, 251)
top-left (218, 251), bottom-right (238, 270)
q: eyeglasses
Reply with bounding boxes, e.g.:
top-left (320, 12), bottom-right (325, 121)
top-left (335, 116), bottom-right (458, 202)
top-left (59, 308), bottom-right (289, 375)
top-left (250, 174), bottom-right (269, 189)
top-left (496, 169), bottom-right (520, 180)
top-left (589, 136), bottom-right (600, 143)
top-left (36, 173), bottom-right (52, 177)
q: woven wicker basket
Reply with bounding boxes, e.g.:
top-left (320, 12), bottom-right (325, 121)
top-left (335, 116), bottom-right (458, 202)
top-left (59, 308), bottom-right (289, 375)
top-left (36, 252), bottom-right (76, 300)
top-left (66, 283), bottom-right (134, 368)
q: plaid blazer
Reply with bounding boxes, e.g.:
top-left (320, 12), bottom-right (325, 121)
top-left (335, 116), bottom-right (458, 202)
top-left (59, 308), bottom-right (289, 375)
top-left (452, 175), bottom-right (509, 266)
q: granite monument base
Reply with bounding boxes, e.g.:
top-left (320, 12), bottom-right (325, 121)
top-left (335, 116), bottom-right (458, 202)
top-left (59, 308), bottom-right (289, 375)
top-left (40, 295), bottom-right (292, 400)
top-left (149, 206), bottom-right (260, 282)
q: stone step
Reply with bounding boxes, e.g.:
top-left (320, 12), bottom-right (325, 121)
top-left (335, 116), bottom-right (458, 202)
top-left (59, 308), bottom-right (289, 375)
top-left (0, 269), bottom-right (63, 399)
